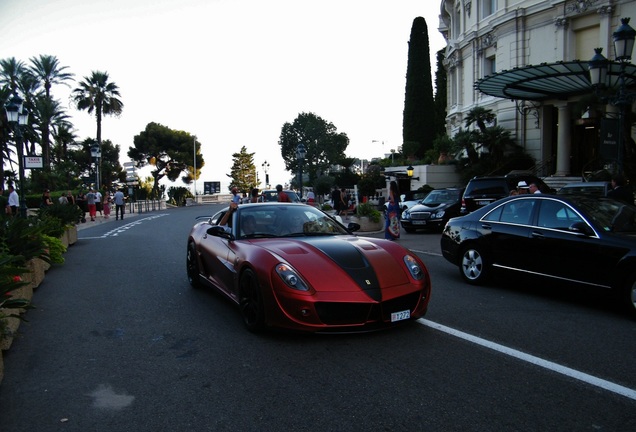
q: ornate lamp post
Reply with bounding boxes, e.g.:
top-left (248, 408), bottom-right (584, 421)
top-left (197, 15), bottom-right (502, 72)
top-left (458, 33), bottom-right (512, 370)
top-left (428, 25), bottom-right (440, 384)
top-left (261, 160), bottom-right (270, 188)
top-left (4, 95), bottom-right (29, 218)
top-left (406, 164), bottom-right (419, 191)
top-left (588, 17), bottom-right (636, 174)
top-left (296, 143), bottom-right (306, 199)
top-left (90, 143), bottom-right (102, 189)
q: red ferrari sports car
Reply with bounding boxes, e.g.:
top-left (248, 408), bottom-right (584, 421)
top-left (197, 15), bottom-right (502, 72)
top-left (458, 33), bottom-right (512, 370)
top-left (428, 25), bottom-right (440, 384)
top-left (186, 202), bottom-right (431, 333)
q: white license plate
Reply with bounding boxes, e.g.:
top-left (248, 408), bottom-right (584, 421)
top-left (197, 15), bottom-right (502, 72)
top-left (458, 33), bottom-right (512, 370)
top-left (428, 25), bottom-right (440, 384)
top-left (413, 220), bottom-right (426, 225)
top-left (391, 309), bottom-right (411, 322)
top-left (477, 200), bottom-right (491, 206)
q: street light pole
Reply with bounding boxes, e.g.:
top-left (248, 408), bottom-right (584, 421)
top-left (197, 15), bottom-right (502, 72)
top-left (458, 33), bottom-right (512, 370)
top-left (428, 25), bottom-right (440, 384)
top-left (4, 95), bottom-right (29, 218)
top-left (193, 136), bottom-right (197, 201)
top-left (296, 144), bottom-right (306, 199)
top-left (90, 144), bottom-right (101, 189)
top-left (262, 160), bottom-right (270, 188)
top-left (588, 17), bottom-right (636, 174)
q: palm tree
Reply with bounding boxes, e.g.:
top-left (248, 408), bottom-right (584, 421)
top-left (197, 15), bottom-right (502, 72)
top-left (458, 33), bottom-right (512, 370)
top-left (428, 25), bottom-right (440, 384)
top-left (29, 55), bottom-right (74, 170)
top-left (1, 58), bottom-right (28, 190)
top-left (72, 71), bottom-right (123, 187)
top-left (464, 106), bottom-right (496, 134)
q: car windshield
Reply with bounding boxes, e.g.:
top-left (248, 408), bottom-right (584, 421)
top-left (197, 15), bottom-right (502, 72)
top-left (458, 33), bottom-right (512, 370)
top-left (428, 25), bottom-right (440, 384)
top-left (422, 189), bottom-right (460, 205)
top-left (261, 190), bottom-right (301, 202)
top-left (575, 197), bottom-right (636, 233)
top-left (236, 205), bottom-right (349, 238)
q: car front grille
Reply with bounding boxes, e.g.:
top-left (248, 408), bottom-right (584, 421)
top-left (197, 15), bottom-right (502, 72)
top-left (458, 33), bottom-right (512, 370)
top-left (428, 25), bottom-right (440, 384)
top-left (411, 212), bottom-right (432, 220)
top-left (314, 292), bottom-right (422, 325)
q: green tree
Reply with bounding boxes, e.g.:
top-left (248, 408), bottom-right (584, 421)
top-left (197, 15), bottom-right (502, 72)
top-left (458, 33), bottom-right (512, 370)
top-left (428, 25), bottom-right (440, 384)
top-left (0, 58), bottom-right (27, 189)
top-left (278, 112), bottom-right (349, 182)
top-left (433, 48), bottom-right (448, 138)
top-left (227, 146), bottom-right (256, 194)
top-left (128, 122), bottom-right (204, 198)
top-left (403, 16), bottom-right (435, 159)
top-left (28, 55), bottom-right (74, 170)
top-left (71, 71), bottom-right (123, 183)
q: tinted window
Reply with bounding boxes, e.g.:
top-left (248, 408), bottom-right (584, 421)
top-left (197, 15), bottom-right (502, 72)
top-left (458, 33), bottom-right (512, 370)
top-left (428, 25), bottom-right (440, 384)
top-left (484, 199), bottom-right (536, 224)
top-left (538, 200), bottom-right (583, 229)
top-left (465, 179), bottom-right (507, 196)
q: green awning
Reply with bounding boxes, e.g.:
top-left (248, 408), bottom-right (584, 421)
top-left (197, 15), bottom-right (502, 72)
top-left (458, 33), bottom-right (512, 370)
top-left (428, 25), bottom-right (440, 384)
top-left (475, 61), bottom-right (636, 101)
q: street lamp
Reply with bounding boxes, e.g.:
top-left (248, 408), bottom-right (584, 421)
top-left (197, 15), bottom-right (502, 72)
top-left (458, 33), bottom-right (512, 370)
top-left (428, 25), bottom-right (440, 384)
top-left (407, 164), bottom-right (419, 191)
top-left (261, 160), bottom-right (270, 188)
top-left (296, 143), bottom-right (306, 199)
top-left (588, 17), bottom-right (636, 174)
top-left (4, 95), bottom-right (29, 218)
top-left (90, 143), bottom-right (102, 189)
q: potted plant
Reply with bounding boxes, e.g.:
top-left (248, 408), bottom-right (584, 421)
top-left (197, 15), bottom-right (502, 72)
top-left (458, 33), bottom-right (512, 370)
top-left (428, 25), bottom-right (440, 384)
top-left (353, 203), bottom-right (383, 231)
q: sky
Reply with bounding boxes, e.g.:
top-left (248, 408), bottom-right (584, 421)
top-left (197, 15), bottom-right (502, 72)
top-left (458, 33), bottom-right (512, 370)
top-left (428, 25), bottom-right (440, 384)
top-left (0, 0), bottom-right (446, 193)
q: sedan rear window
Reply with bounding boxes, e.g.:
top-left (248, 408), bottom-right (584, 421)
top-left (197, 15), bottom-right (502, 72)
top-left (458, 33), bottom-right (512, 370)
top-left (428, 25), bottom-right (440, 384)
top-left (465, 180), bottom-right (507, 196)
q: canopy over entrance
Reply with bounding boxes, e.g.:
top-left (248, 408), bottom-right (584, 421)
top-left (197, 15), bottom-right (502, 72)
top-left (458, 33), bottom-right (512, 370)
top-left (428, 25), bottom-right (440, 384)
top-left (474, 61), bottom-right (636, 101)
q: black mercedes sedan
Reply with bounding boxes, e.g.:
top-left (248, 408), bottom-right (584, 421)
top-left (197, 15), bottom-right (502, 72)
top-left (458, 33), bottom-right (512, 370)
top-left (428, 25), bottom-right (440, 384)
top-left (440, 194), bottom-right (636, 315)
top-left (401, 188), bottom-right (463, 233)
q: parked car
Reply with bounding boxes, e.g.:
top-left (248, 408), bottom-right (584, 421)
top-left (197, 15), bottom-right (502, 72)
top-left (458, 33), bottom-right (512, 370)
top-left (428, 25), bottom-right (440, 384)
top-left (557, 181), bottom-right (611, 197)
top-left (187, 202), bottom-right (432, 332)
top-left (384, 190), bottom-right (430, 213)
top-left (400, 188), bottom-right (464, 233)
top-left (460, 173), bottom-right (552, 215)
top-left (261, 189), bottom-right (301, 203)
top-left (441, 194), bottom-right (636, 314)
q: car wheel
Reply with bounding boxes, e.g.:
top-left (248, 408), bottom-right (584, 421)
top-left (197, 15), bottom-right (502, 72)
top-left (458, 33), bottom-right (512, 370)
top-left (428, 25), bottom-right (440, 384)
top-left (623, 272), bottom-right (636, 317)
top-left (239, 268), bottom-right (266, 332)
top-left (459, 245), bottom-right (489, 284)
top-left (186, 242), bottom-right (202, 289)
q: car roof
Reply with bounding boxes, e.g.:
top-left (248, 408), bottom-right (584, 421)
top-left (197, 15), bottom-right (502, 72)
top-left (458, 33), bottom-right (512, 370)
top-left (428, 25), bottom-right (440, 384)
top-left (560, 182), bottom-right (609, 187)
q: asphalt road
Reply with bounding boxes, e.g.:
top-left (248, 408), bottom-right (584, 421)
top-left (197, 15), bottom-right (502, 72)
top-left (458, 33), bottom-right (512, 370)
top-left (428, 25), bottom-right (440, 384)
top-left (1, 204), bottom-right (635, 431)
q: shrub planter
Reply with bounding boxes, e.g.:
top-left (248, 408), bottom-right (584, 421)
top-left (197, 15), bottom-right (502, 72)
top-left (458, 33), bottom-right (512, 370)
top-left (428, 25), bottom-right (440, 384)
top-left (0, 312), bottom-right (20, 351)
top-left (26, 258), bottom-right (46, 289)
top-left (351, 216), bottom-right (383, 232)
top-left (66, 225), bottom-right (78, 246)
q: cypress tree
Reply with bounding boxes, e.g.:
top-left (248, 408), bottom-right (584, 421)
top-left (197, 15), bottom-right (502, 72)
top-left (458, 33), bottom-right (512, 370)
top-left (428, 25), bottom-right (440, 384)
top-left (402, 16), bottom-right (435, 160)
top-left (433, 48), bottom-right (448, 138)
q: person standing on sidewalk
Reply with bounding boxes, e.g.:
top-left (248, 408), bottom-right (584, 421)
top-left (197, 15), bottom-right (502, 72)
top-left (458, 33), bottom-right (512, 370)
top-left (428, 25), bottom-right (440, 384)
top-left (7, 185), bottom-right (19, 216)
top-left (103, 191), bottom-right (112, 218)
top-left (86, 188), bottom-right (97, 221)
top-left (114, 189), bottom-right (125, 220)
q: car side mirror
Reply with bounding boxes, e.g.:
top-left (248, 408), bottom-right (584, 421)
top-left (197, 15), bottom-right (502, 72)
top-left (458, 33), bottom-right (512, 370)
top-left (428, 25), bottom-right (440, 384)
top-left (568, 221), bottom-right (593, 236)
top-left (207, 225), bottom-right (234, 240)
top-left (347, 222), bottom-right (361, 232)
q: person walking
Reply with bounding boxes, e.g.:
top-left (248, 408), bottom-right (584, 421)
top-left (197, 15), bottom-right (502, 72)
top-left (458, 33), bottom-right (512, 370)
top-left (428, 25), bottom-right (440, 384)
top-left (276, 184), bottom-right (291, 202)
top-left (114, 189), bottom-right (125, 220)
top-left (7, 185), bottom-right (19, 216)
top-left (385, 181), bottom-right (401, 240)
top-left (76, 190), bottom-right (87, 222)
top-left (95, 189), bottom-right (103, 216)
top-left (86, 188), bottom-right (97, 221)
top-left (608, 173), bottom-right (633, 205)
top-left (41, 189), bottom-right (53, 208)
top-left (103, 191), bottom-right (111, 218)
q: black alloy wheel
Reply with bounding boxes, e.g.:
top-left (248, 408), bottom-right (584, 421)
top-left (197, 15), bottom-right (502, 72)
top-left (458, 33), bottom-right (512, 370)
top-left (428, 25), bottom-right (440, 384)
top-left (239, 268), bottom-right (266, 332)
top-left (186, 242), bottom-right (202, 289)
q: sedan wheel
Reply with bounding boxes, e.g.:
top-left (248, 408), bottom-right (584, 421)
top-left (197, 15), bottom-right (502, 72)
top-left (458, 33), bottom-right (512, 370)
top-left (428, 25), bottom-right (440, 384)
top-left (460, 246), bottom-right (488, 284)
top-left (239, 269), bottom-right (265, 332)
top-left (186, 243), bottom-right (202, 289)
top-left (624, 272), bottom-right (636, 317)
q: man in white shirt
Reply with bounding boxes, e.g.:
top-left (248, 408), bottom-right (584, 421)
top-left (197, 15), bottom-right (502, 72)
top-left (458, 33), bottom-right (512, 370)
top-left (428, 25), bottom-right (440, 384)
top-left (114, 189), bottom-right (126, 220)
top-left (7, 185), bottom-right (19, 216)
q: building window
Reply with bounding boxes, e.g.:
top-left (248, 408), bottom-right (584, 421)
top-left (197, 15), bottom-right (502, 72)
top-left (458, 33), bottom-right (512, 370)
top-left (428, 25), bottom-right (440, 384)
top-left (452, 5), bottom-right (461, 38)
top-left (484, 55), bottom-right (496, 77)
top-left (483, 0), bottom-right (497, 18)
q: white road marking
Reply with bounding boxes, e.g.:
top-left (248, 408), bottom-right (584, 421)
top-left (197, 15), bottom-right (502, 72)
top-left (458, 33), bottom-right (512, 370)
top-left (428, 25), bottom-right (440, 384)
top-left (80, 214), bottom-right (169, 239)
top-left (418, 318), bottom-right (636, 401)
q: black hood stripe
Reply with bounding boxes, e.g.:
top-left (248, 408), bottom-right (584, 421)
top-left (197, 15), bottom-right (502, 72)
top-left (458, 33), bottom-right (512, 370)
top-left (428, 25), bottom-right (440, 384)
top-left (303, 238), bottom-right (381, 301)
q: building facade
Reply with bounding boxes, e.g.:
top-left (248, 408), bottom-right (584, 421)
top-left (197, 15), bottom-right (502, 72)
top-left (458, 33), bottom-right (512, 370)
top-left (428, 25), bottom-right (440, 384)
top-left (438, 0), bottom-right (636, 179)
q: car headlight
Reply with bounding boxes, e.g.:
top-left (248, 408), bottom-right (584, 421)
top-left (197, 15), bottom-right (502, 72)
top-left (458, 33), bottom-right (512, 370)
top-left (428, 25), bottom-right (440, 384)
top-left (275, 263), bottom-right (310, 291)
top-left (403, 255), bottom-right (424, 280)
top-left (402, 210), bottom-right (410, 219)
top-left (431, 210), bottom-right (445, 219)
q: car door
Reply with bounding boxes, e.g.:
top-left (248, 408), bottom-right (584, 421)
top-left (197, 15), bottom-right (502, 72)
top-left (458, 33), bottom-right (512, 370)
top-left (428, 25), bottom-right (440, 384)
top-left (524, 198), bottom-right (617, 287)
top-left (480, 199), bottom-right (535, 271)
top-left (198, 213), bottom-right (239, 298)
